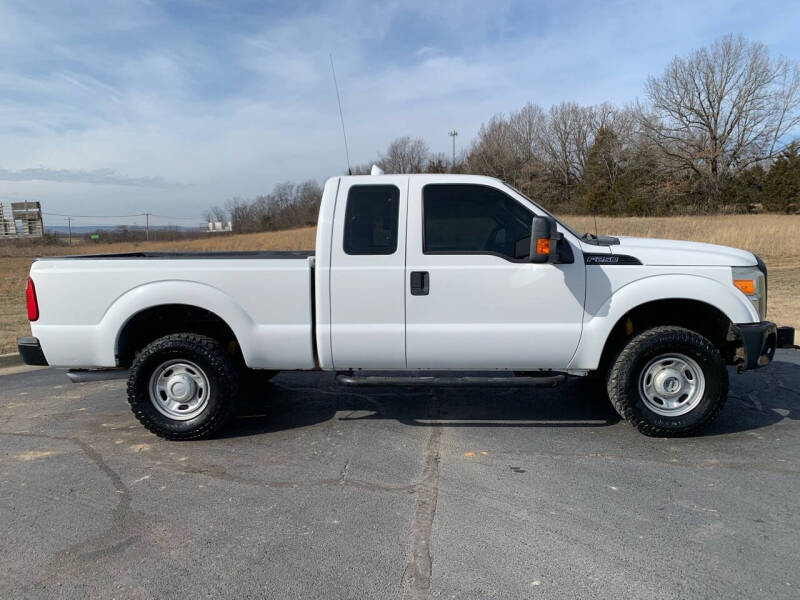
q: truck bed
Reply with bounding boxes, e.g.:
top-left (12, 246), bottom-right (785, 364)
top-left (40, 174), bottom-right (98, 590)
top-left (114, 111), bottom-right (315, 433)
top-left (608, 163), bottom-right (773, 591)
top-left (30, 253), bottom-right (316, 369)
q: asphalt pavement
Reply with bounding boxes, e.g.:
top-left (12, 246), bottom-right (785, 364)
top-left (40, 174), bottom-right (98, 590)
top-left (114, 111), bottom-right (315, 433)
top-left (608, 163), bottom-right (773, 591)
top-left (1, 351), bottom-right (799, 599)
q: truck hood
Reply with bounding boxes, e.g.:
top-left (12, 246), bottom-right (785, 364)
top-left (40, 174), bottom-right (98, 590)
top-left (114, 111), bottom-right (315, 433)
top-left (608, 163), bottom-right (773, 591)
top-left (610, 236), bottom-right (757, 266)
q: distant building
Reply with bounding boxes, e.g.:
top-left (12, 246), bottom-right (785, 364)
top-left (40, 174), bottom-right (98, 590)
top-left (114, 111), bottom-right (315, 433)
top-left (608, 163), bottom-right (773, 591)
top-left (0, 204), bottom-right (15, 236)
top-left (0, 201), bottom-right (44, 238)
top-left (207, 221), bottom-right (233, 233)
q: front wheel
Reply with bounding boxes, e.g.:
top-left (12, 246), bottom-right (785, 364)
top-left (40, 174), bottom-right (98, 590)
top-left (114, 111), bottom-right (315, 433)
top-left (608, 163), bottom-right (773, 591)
top-left (606, 326), bottom-right (728, 437)
top-left (127, 333), bottom-right (240, 440)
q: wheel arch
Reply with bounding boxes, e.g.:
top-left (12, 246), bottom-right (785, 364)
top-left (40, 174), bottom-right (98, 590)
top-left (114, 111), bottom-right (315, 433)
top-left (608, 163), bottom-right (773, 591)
top-left (99, 280), bottom-right (255, 367)
top-left (594, 298), bottom-right (736, 375)
top-left (116, 304), bottom-right (242, 368)
top-left (570, 274), bottom-right (756, 371)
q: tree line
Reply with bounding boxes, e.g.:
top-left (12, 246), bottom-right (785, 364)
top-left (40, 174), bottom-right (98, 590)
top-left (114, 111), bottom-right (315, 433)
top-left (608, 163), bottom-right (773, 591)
top-left (209, 34), bottom-right (800, 232)
top-left (207, 181), bottom-right (323, 234)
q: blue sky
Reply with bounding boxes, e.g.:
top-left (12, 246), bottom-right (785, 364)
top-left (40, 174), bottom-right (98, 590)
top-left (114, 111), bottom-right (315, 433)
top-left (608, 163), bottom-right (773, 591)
top-left (1, 0), bottom-right (799, 226)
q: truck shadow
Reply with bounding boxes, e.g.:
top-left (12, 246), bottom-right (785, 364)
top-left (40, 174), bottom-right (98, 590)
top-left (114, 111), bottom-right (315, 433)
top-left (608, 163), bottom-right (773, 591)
top-left (220, 356), bottom-right (800, 439)
top-left (698, 358), bottom-right (800, 437)
top-left (224, 376), bottom-right (620, 439)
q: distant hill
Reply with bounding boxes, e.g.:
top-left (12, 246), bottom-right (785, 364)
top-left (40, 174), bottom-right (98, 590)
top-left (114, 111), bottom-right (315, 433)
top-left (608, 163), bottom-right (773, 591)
top-left (45, 224), bottom-right (200, 235)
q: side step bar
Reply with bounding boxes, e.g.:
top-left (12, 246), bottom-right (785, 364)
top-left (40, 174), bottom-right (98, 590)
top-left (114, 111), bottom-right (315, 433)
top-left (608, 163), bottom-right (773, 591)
top-left (336, 372), bottom-right (566, 388)
top-left (67, 369), bottom-right (129, 383)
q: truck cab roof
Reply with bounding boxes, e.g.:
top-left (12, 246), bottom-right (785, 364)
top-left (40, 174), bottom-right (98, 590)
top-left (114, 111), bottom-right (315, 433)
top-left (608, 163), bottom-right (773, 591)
top-left (330, 173), bottom-right (504, 186)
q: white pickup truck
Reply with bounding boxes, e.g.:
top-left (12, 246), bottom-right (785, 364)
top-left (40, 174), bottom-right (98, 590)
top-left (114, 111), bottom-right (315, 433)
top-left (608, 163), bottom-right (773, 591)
top-left (18, 173), bottom-right (779, 439)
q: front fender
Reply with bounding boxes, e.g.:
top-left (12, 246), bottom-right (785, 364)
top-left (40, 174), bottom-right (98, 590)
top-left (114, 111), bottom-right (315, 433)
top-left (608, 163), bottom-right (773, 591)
top-left (569, 273), bottom-right (758, 370)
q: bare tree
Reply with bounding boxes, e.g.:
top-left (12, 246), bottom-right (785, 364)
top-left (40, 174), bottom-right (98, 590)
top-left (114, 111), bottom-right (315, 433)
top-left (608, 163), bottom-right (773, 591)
top-left (222, 180), bottom-right (323, 233)
top-left (588, 104), bottom-right (641, 190)
top-left (643, 34), bottom-right (800, 202)
top-left (378, 136), bottom-right (430, 173)
top-left (425, 152), bottom-right (450, 173)
top-left (293, 180), bottom-right (325, 225)
top-left (205, 205), bottom-right (227, 223)
top-left (466, 102), bottom-right (547, 187)
top-left (225, 197), bottom-right (253, 233)
top-left (537, 102), bottom-right (597, 201)
top-left (467, 115), bottom-right (519, 182)
top-left (508, 102), bottom-right (546, 168)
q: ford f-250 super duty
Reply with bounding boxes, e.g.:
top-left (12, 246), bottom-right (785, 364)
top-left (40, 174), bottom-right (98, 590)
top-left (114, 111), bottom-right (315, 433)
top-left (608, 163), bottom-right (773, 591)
top-left (18, 173), bottom-right (778, 439)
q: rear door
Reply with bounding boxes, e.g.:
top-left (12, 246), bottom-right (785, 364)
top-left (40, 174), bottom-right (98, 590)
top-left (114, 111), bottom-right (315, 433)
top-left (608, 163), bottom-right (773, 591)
top-left (329, 176), bottom-right (408, 369)
top-left (404, 178), bottom-right (586, 369)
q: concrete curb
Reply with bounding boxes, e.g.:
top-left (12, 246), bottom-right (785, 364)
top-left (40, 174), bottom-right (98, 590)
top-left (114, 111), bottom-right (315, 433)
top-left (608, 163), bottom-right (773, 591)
top-left (0, 353), bottom-right (23, 367)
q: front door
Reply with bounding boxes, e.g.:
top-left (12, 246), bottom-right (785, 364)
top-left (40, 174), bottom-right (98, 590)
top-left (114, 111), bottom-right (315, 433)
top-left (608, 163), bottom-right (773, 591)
top-left (329, 176), bottom-right (408, 369)
top-left (404, 178), bottom-right (585, 370)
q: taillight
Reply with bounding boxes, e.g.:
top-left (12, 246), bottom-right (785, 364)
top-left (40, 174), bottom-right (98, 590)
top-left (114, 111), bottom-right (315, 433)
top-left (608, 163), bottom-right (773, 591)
top-left (26, 277), bottom-right (39, 321)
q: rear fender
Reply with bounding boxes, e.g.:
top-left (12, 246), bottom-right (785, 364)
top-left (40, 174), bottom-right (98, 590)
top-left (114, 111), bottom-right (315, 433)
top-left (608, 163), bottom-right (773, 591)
top-left (105, 281), bottom-right (256, 365)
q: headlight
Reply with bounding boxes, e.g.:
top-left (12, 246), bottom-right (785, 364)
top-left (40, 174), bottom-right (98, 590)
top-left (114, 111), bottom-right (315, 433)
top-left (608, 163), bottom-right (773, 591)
top-left (732, 265), bottom-right (766, 320)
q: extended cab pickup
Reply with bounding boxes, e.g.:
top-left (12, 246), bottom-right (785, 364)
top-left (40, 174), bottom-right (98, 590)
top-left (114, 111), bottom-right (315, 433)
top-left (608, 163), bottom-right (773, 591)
top-left (19, 173), bottom-right (778, 439)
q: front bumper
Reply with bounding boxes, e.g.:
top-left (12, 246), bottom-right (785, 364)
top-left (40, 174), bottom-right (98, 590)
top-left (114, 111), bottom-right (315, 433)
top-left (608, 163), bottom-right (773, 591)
top-left (17, 337), bottom-right (48, 366)
top-left (731, 321), bottom-right (777, 372)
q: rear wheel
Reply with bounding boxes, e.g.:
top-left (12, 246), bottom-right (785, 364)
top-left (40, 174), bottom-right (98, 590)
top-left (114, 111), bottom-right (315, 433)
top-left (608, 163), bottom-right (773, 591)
top-left (606, 326), bottom-right (727, 437)
top-left (127, 333), bottom-right (240, 440)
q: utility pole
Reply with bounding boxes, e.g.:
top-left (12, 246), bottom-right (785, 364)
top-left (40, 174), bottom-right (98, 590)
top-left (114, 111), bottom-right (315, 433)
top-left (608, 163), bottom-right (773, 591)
top-left (66, 216), bottom-right (72, 245)
top-left (145, 213), bottom-right (150, 241)
top-left (448, 130), bottom-right (458, 171)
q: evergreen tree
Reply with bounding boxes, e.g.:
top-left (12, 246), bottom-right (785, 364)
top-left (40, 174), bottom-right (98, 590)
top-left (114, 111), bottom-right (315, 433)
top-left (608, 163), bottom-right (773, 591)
top-left (581, 126), bottom-right (624, 215)
top-left (722, 164), bottom-right (765, 212)
top-left (763, 142), bottom-right (800, 212)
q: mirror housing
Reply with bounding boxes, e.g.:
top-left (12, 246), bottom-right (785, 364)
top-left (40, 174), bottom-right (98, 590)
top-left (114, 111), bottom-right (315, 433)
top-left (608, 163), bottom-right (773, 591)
top-left (529, 216), bottom-right (559, 263)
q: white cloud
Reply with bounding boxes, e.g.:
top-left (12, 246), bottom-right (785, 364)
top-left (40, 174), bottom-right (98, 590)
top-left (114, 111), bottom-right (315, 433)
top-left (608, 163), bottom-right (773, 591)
top-left (0, 166), bottom-right (183, 187)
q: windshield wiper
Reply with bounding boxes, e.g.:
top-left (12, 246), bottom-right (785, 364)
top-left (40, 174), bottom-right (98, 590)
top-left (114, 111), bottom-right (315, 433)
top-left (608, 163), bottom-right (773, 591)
top-left (580, 232), bottom-right (620, 246)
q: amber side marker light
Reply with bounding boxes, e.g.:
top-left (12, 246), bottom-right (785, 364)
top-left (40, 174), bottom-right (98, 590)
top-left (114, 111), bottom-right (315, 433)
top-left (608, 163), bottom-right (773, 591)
top-left (26, 277), bottom-right (39, 321)
top-left (733, 279), bottom-right (755, 295)
top-left (536, 238), bottom-right (550, 255)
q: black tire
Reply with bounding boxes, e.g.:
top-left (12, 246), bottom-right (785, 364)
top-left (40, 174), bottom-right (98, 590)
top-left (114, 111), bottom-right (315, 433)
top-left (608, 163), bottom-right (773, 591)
top-left (606, 326), bottom-right (728, 437)
top-left (127, 333), bottom-right (240, 440)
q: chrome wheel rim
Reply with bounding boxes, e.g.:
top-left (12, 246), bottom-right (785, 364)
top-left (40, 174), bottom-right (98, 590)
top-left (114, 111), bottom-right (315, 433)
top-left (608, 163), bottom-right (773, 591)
top-left (148, 359), bottom-right (210, 421)
top-left (638, 353), bottom-right (705, 417)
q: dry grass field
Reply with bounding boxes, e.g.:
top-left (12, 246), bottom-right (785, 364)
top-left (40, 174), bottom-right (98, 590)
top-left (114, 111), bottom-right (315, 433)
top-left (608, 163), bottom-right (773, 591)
top-left (1, 215), bottom-right (797, 355)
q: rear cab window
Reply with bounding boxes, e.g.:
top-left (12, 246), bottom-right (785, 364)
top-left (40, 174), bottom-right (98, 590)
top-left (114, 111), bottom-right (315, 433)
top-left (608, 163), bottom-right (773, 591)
top-left (343, 185), bottom-right (400, 255)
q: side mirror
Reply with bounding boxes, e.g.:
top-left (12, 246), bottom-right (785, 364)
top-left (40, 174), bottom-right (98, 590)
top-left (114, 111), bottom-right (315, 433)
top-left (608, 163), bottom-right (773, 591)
top-left (529, 216), bottom-right (559, 263)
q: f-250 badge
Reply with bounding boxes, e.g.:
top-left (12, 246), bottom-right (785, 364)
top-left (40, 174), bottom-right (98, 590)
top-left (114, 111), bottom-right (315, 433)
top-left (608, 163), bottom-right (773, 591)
top-left (585, 254), bottom-right (621, 264)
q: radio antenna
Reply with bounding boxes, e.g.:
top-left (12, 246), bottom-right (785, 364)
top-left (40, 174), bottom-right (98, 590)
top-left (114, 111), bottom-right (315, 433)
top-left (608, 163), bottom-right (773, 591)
top-left (329, 54), bottom-right (352, 175)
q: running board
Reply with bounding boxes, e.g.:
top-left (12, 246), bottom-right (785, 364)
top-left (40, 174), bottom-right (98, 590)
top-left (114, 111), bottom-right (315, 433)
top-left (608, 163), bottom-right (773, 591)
top-left (67, 369), bottom-right (129, 383)
top-left (336, 373), bottom-right (566, 388)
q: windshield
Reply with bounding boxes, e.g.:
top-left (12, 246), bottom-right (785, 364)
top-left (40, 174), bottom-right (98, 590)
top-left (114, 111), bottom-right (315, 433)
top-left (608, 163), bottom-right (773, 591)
top-left (501, 183), bottom-right (584, 240)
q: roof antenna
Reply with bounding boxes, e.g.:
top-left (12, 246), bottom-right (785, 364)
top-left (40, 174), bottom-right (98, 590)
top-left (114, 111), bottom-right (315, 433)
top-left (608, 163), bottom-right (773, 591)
top-left (329, 54), bottom-right (352, 175)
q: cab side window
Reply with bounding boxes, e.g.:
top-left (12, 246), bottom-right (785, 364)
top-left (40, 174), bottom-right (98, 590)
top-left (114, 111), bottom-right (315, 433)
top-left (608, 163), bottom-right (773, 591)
top-left (423, 184), bottom-right (533, 260)
top-left (343, 185), bottom-right (400, 255)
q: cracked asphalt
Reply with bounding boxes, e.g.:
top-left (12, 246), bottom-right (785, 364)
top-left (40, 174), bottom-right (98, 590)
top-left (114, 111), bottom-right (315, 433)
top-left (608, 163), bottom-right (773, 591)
top-left (1, 350), bottom-right (799, 599)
